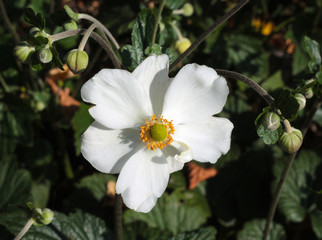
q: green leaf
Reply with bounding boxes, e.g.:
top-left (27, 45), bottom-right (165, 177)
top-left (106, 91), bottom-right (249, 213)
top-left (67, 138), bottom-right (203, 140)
top-left (71, 103), bottom-right (93, 156)
top-left (145, 44), bottom-right (162, 56)
top-left (292, 44), bottom-right (310, 75)
top-left (313, 107), bottom-right (322, 127)
top-left (254, 106), bottom-right (271, 126)
top-left (124, 221), bottom-right (171, 240)
top-left (310, 209), bottom-right (322, 238)
top-left (132, 9), bottom-right (156, 50)
top-left (273, 150), bottom-right (322, 222)
top-left (237, 219), bottom-right (286, 240)
top-left (64, 5), bottom-right (79, 21)
top-left (25, 35), bottom-right (48, 46)
top-left (31, 181), bottom-right (50, 208)
top-left (262, 71), bottom-right (284, 91)
top-left (50, 46), bottom-right (64, 70)
top-left (274, 89), bottom-right (299, 121)
top-left (121, 44), bottom-right (143, 71)
top-left (316, 70), bottom-right (322, 85)
top-left (124, 190), bottom-right (211, 235)
top-left (257, 124), bottom-right (281, 145)
top-left (167, 227), bottom-right (217, 240)
top-left (166, 0), bottom-right (185, 10)
top-left (0, 209), bottom-right (114, 240)
top-left (303, 36), bottom-right (321, 73)
top-left (23, 8), bottom-right (45, 29)
top-left (0, 160), bottom-right (32, 211)
top-left (0, 95), bottom-right (35, 158)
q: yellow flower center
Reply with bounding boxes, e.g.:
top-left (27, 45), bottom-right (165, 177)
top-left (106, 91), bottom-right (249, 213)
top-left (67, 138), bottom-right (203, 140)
top-left (140, 115), bottom-right (175, 151)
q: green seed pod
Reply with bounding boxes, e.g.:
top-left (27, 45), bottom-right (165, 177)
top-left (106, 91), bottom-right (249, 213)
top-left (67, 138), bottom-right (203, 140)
top-left (262, 112), bottom-right (280, 131)
top-left (279, 128), bottom-right (303, 153)
top-left (66, 49), bottom-right (89, 74)
top-left (304, 79), bottom-right (314, 99)
top-left (183, 3), bottom-right (194, 17)
top-left (64, 20), bottom-right (78, 30)
top-left (38, 47), bottom-right (53, 63)
top-left (14, 42), bottom-right (35, 63)
top-left (294, 93), bottom-right (306, 111)
top-left (175, 38), bottom-right (191, 54)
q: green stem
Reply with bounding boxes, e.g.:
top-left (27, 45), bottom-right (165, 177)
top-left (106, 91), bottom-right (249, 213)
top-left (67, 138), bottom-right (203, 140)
top-left (14, 219), bottom-right (33, 240)
top-left (115, 194), bottom-right (123, 240)
top-left (283, 119), bottom-right (293, 133)
top-left (215, 69), bottom-right (275, 106)
top-left (78, 13), bottom-right (120, 49)
top-left (169, 0), bottom-right (249, 71)
top-left (0, 73), bottom-right (10, 93)
top-left (50, 29), bottom-right (121, 69)
top-left (171, 22), bottom-right (184, 40)
top-left (151, 0), bottom-right (166, 46)
top-left (261, 99), bottom-right (322, 240)
top-left (78, 23), bottom-right (97, 51)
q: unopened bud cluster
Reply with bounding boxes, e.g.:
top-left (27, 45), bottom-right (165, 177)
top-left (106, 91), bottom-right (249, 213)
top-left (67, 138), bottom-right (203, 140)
top-left (32, 208), bottom-right (54, 226)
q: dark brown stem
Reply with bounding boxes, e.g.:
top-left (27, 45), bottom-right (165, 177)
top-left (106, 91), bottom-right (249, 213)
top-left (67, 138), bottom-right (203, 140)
top-left (169, 0), bottom-right (249, 71)
top-left (0, 0), bottom-right (19, 43)
top-left (216, 69), bottom-right (275, 106)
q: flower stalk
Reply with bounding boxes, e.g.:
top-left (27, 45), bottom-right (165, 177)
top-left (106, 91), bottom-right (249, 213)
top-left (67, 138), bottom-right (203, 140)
top-left (114, 194), bottom-right (123, 240)
top-left (14, 219), bottom-right (33, 240)
top-left (151, 0), bottom-right (166, 46)
top-left (78, 23), bottom-right (97, 51)
top-left (78, 13), bottom-right (120, 49)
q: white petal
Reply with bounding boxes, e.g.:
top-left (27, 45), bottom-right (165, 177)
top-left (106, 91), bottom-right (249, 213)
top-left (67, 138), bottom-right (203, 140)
top-left (162, 141), bottom-right (193, 173)
top-left (173, 117), bottom-right (233, 163)
top-left (162, 64), bottom-right (229, 125)
top-left (81, 121), bottom-right (141, 174)
top-left (81, 69), bottom-right (152, 129)
top-left (116, 148), bottom-right (169, 212)
top-left (133, 54), bottom-right (170, 116)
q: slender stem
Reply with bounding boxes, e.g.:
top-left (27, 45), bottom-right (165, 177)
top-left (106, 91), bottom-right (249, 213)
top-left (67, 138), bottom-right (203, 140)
top-left (171, 22), bottom-right (184, 40)
top-left (215, 69), bottom-right (275, 106)
top-left (14, 219), bottom-right (33, 240)
top-left (151, 0), bottom-right (166, 46)
top-left (114, 194), bottom-right (123, 240)
top-left (0, 73), bottom-right (10, 93)
top-left (262, 99), bottom-right (322, 240)
top-left (169, 0), bottom-right (249, 71)
top-left (78, 23), bottom-right (97, 51)
top-left (283, 119), bottom-right (292, 133)
top-left (78, 13), bottom-right (120, 49)
top-left (0, 0), bottom-right (19, 43)
top-left (173, 9), bottom-right (184, 15)
top-left (50, 29), bottom-right (121, 69)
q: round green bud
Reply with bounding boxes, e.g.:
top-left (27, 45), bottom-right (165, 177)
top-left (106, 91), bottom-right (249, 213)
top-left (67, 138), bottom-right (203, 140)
top-left (150, 124), bottom-right (168, 142)
top-left (64, 20), bottom-right (78, 30)
top-left (38, 47), bottom-right (53, 63)
top-left (183, 3), bottom-right (194, 17)
top-left (294, 93), bottom-right (306, 111)
top-left (66, 49), bottom-right (89, 74)
top-left (279, 128), bottom-right (303, 153)
top-left (14, 42), bottom-right (35, 63)
top-left (262, 112), bottom-right (280, 131)
top-left (36, 101), bottom-right (46, 111)
top-left (41, 208), bottom-right (54, 225)
top-left (175, 38), bottom-right (191, 54)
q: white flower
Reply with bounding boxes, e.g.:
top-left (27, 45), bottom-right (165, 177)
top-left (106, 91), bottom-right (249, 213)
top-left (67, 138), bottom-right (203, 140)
top-left (80, 54), bottom-right (233, 213)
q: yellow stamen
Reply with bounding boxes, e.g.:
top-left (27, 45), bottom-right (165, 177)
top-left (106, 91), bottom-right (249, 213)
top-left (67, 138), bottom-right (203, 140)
top-left (140, 115), bottom-right (175, 151)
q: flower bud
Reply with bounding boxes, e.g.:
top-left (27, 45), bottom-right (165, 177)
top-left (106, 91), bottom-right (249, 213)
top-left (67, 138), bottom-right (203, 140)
top-left (183, 3), bottom-right (194, 17)
top-left (38, 48), bottom-right (53, 63)
top-left (66, 49), bottom-right (89, 74)
top-left (32, 208), bottom-right (54, 226)
top-left (262, 112), bottom-right (280, 131)
top-left (175, 38), bottom-right (191, 54)
top-left (14, 42), bottom-right (35, 63)
top-left (279, 128), bottom-right (303, 153)
top-left (294, 93), bottom-right (306, 111)
top-left (41, 208), bottom-right (54, 225)
top-left (304, 79), bottom-right (314, 99)
top-left (64, 20), bottom-right (78, 30)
